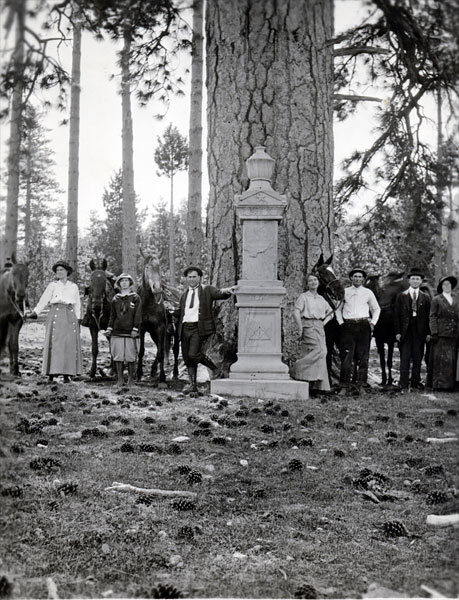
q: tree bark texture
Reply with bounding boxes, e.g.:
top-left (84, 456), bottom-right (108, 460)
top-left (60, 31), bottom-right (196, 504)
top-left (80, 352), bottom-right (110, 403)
top-left (169, 175), bottom-right (176, 286)
top-left (66, 18), bottom-right (82, 280)
top-left (186, 0), bottom-right (204, 266)
top-left (24, 143), bottom-right (32, 255)
top-left (121, 34), bottom-right (137, 277)
top-left (3, 2), bottom-right (25, 263)
top-left (206, 0), bottom-right (334, 361)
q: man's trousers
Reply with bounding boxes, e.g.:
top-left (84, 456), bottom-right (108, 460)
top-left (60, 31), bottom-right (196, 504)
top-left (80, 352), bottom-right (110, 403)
top-left (339, 320), bottom-right (371, 385)
top-left (398, 319), bottom-right (425, 389)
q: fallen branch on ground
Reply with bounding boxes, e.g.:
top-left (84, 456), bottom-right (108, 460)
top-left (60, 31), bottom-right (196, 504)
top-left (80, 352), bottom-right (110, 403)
top-left (426, 514), bottom-right (459, 528)
top-left (105, 482), bottom-right (197, 498)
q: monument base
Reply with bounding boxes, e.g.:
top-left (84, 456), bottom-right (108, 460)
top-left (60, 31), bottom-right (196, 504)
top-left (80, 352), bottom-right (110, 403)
top-left (210, 378), bottom-right (309, 401)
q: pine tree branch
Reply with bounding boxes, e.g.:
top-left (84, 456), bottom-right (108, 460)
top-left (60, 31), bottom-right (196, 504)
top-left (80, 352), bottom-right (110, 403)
top-left (334, 46), bottom-right (390, 56)
top-left (334, 93), bottom-right (382, 102)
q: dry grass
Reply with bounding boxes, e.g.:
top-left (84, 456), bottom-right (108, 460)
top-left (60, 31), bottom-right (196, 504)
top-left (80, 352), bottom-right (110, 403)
top-left (0, 323), bottom-right (458, 599)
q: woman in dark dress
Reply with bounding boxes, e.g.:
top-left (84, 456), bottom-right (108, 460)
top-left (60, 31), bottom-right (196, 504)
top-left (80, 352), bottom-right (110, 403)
top-left (428, 275), bottom-right (459, 391)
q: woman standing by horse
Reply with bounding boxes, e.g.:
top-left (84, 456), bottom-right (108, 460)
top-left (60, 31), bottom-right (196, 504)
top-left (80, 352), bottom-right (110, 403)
top-left (28, 260), bottom-right (82, 383)
top-left (291, 273), bottom-right (333, 392)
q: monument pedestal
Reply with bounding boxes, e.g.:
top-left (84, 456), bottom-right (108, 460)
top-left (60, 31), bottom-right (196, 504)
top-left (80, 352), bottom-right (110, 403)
top-left (210, 146), bottom-right (309, 401)
top-left (211, 378), bottom-right (309, 401)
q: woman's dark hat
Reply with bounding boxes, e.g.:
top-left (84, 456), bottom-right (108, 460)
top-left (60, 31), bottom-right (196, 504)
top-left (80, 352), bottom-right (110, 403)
top-left (52, 260), bottom-right (73, 275)
top-left (183, 266), bottom-right (203, 277)
top-left (349, 267), bottom-right (367, 279)
top-left (407, 268), bottom-right (424, 278)
top-left (437, 275), bottom-right (457, 294)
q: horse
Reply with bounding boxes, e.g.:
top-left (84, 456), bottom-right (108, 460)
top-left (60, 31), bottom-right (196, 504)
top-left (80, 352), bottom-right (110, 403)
top-left (0, 253), bottom-right (29, 376)
top-left (365, 271), bottom-right (408, 386)
top-left (82, 259), bottom-right (115, 379)
top-left (311, 254), bottom-right (345, 383)
top-left (137, 253), bottom-right (180, 383)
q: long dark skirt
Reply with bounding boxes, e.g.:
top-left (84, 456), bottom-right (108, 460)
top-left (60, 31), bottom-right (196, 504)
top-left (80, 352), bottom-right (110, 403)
top-left (42, 304), bottom-right (82, 376)
top-left (428, 337), bottom-right (458, 390)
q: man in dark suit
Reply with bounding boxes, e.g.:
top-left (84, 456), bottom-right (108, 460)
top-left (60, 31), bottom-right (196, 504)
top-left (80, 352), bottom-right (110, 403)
top-left (394, 268), bottom-right (431, 391)
top-left (176, 266), bottom-right (237, 397)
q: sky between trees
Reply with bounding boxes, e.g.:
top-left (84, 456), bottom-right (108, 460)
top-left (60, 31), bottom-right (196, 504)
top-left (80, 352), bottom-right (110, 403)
top-left (0, 0), bottom-right (440, 231)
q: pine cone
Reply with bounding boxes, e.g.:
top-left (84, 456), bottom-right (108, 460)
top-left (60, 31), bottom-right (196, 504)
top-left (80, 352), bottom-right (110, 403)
top-left (294, 583), bottom-right (318, 599)
top-left (10, 444), bottom-right (24, 454)
top-left (299, 438), bottom-right (313, 447)
top-left (144, 416), bottom-right (156, 424)
top-left (115, 428), bottom-right (135, 436)
top-left (288, 459), bottom-right (303, 472)
top-left (138, 443), bottom-right (160, 453)
top-left (404, 435), bottom-right (414, 443)
top-left (177, 526), bottom-right (194, 541)
top-left (281, 409), bottom-right (290, 417)
top-left (198, 420), bottom-right (211, 429)
top-left (212, 436), bottom-right (227, 445)
top-left (446, 408), bottom-right (457, 416)
top-left (168, 444), bottom-right (183, 455)
top-left (188, 471), bottom-right (203, 484)
top-left (426, 491), bottom-right (448, 505)
top-left (192, 429), bottom-right (212, 437)
top-left (29, 457), bottom-right (61, 472)
top-left (177, 465), bottom-right (192, 475)
top-left (385, 431), bottom-right (397, 438)
top-left (260, 424), bottom-right (274, 434)
top-left (334, 449), bottom-right (345, 457)
top-left (1, 486), bottom-right (23, 498)
top-left (171, 498), bottom-right (196, 511)
top-left (425, 465), bottom-right (444, 476)
top-left (381, 520), bottom-right (409, 537)
top-left (81, 428), bottom-right (107, 438)
top-left (283, 423), bottom-right (292, 431)
top-left (136, 494), bottom-right (154, 506)
top-left (151, 583), bottom-right (183, 599)
top-left (57, 482), bottom-right (78, 495)
top-left (120, 442), bottom-right (135, 453)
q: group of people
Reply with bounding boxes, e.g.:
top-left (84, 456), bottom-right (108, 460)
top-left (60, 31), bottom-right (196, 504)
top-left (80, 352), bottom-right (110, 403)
top-left (27, 261), bottom-right (237, 394)
top-left (26, 259), bottom-right (459, 395)
top-left (291, 267), bottom-right (459, 394)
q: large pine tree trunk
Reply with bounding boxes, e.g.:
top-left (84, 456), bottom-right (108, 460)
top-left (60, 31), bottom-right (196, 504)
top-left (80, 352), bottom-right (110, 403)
top-left (186, 0), bottom-right (204, 266)
top-left (24, 146), bottom-right (32, 255)
top-left (121, 33), bottom-right (137, 277)
top-left (66, 17), bottom-right (82, 279)
top-left (206, 0), bottom-right (334, 361)
top-left (3, 2), bottom-right (25, 263)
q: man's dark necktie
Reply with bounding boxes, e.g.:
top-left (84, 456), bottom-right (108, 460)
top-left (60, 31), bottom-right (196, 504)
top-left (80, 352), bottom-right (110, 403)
top-left (189, 288), bottom-right (195, 309)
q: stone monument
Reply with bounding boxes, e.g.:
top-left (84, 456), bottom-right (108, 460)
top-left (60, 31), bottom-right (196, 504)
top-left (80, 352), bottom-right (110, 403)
top-left (211, 147), bottom-right (309, 400)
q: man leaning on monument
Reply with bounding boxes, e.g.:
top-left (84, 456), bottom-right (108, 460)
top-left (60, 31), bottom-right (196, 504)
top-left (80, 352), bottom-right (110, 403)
top-left (174, 266), bottom-right (237, 397)
top-left (335, 267), bottom-right (381, 393)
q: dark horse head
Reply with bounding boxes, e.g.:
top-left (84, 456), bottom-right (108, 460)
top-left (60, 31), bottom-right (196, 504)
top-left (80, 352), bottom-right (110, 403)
top-left (0, 253), bottom-right (29, 316)
top-left (0, 253), bottom-right (30, 375)
top-left (87, 258), bottom-right (112, 330)
top-left (311, 253), bottom-right (344, 309)
top-left (142, 253), bottom-right (163, 298)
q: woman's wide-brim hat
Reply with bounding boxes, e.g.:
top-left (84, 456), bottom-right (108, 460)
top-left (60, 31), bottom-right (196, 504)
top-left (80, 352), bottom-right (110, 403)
top-left (437, 275), bottom-right (458, 294)
top-left (52, 260), bottom-right (73, 275)
top-left (114, 273), bottom-right (135, 288)
top-left (183, 266), bottom-right (203, 277)
top-left (349, 267), bottom-right (367, 279)
top-left (407, 268), bottom-right (424, 278)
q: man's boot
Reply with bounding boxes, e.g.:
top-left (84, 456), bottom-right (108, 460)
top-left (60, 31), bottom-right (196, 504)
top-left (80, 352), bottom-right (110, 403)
top-left (188, 365), bottom-right (200, 398)
top-left (115, 361), bottom-right (124, 386)
top-left (200, 355), bottom-right (219, 379)
top-left (127, 362), bottom-right (135, 387)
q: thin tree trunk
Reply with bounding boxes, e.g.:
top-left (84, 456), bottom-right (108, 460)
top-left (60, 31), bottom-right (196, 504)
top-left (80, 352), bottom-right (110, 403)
top-left (121, 33), bottom-right (137, 277)
top-left (434, 86), bottom-right (443, 281)
top-left (169, 174), bottom-right (176, 285)
top-left (66, 16), bottom-right (82, 280)
top-left (3, 2), bottom-right (25, 263)
top-left (24, 144), bottom-right (32, 254)
top-left (206, 0), bottom-right (334, 360)
top-left (186, 0), bottom-right (204, 266)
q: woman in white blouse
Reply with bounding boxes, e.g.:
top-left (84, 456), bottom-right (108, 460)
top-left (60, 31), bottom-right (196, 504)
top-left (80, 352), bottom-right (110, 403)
top-left (291, 273), bottom-right (333, 392)
top-left (28, 260), bottom-right (82, 382)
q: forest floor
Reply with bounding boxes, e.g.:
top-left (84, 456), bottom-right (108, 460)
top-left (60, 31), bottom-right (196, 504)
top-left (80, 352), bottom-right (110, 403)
top-left (0, 321), bottom-right (458, 599)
